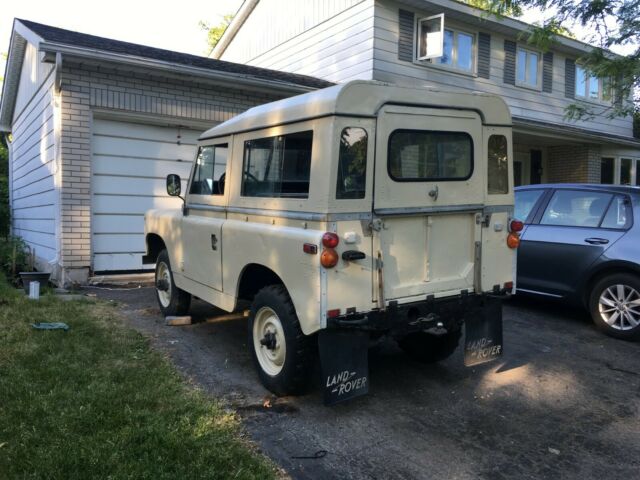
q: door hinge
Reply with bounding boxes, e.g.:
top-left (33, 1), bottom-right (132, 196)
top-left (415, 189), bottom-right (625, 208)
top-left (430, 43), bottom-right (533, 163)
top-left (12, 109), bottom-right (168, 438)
top-left (476, 213), bottom-right (491, 228)
top-left (369, 218), bottom-right (385, 232)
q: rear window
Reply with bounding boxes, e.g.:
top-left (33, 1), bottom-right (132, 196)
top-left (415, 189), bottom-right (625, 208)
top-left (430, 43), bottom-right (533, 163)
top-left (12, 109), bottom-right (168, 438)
top-left (241, 131), bottom-right (313, 199)
top-left (601, 195), bottom-right (632, 229)
top-left (515, 189), bottom-right (544, 222)
top-left (540, 190), bottom-right (612, 227)
top-left (336, 127), bottom-right (368, 199)
top-left (388, 130), bottom-right (472, 181)
top-left (488, 135), bottom-right (509, 194)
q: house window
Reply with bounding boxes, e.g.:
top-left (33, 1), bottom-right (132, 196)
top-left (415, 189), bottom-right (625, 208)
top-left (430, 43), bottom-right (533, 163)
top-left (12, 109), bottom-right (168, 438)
top-left (417, 20), bottom-right (475, 73)
top-left (620, 158), bottom-right (633, 185)
top-left (575, 65), bottom-right (611, 102)
top-left (516, 48), bottom-right (540, 88)
top-left (600, 157), bottom-right (615, 184)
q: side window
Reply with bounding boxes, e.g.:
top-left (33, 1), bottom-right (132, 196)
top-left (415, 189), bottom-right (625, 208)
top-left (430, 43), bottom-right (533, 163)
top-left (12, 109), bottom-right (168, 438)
top-left (189, 144), bottom-right (228, 195)
top-left (601, 196), bottom-right (632, 229)
top-left (337, 127), bottom-right (367, 199)
top-left (515, 189), bottom-right (544, 222)
top-left (241, 131), bottom-right (313, 199)
top-left (488, 135), bottom-right (509, 194)
top-left (388, 130), bottom-right (472, 181)
top-left (540, 190), bottom-right (612, 227)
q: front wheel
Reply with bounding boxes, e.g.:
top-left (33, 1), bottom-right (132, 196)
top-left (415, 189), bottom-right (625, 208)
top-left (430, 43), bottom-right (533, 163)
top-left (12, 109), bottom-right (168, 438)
top-left (248, 285), bottom-right (316, 396)
top-left (589, 273), bottom-right (640, 340)
top-left (398, 330), bottom-right (462, 363)
top-left (155, 249), bottom-right (191, 316)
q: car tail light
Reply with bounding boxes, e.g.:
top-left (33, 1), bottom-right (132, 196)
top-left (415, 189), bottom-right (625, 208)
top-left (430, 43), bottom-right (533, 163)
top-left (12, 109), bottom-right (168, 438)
top-left (327, 309), bottom-right (341, 318)
top-left (320, 248), bottom-right (339, 268)
top-left (322, 232), bottom-right (339, 248)
top-left (504, 281), bottom-right (514, 291)
top-left (506, 232), bottom-right (520, 249)
top-left (509, 219), bottom-right (524, 233)
top-left (303, 243), bottom-right (318, 254)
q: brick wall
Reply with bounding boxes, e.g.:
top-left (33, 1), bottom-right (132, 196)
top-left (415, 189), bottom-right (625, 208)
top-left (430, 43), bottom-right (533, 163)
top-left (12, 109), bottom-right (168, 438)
top-left (58, 60), bottom-right (287, 284)
top-left (546, 144), bottom-right (602, 184)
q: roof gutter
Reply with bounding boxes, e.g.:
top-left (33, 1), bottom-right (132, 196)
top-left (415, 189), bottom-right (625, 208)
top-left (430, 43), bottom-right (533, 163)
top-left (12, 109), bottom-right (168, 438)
top-left (210, 0), bottom-right (259, 59)
top-left (38, 40), bottom-right (317, 95)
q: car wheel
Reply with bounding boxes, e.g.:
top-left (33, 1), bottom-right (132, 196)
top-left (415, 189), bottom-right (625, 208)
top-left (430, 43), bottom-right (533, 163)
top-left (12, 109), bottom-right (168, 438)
top-left (155, 249), bottom-right (191, 316)
top-left (398, 329), bottom-right (462, 363)
top-left (248, 285), bottom-right (316, 396)
top-left (589, 273), bottom-right (640, 340)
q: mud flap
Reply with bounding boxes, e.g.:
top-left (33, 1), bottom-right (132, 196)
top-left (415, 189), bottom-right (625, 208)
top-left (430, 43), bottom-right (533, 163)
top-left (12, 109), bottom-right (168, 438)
top-left (464, 297), bottom-right (503, 367)
top-left (318, 330), bottom-right (369, 405)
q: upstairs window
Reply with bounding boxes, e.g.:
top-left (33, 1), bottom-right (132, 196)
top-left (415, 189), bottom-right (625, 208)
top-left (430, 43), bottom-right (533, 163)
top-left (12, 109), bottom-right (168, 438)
top-left (575, 65), bottom-right (612, 102)
top-left (417, 17), bottom-right (475, 73)
top-left (241, 131), bottom-right (313, 199)
top-left (516, 47), bottom-right (540, 88)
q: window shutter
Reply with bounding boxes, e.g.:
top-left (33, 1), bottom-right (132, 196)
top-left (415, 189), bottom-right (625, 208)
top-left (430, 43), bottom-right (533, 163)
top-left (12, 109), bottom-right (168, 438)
top-left (477, 33), bottom-right (491, 79)
top-left (542, 52), bottom-right (553, 93)
top-left (503, 40), bottom-right (516, 85)
top-left (565, 58), bottom-right (575, 99)
top-left (398, 9), bottom-right (415, 62)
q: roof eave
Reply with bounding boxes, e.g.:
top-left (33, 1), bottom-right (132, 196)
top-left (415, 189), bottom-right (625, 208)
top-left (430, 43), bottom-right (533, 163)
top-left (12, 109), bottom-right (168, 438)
top-left (38, 41), bottom-right (316, 94)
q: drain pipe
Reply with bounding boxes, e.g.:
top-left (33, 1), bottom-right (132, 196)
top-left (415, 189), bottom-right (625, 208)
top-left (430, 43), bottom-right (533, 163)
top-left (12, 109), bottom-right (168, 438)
top-left (49, 52), bottom-right (63, 283)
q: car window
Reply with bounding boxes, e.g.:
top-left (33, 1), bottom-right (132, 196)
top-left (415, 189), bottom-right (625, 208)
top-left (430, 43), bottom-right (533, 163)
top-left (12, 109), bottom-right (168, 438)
top-left (540, 190), bottom-right (612, 227)
top-left (189, 144), bottom-right (228, 195)
top-left (336, 127), bottom-right (367, 199)
top-left (601, 195), bottom-right (632, 229)
top-left (514, 189), bottom-right (544, 222)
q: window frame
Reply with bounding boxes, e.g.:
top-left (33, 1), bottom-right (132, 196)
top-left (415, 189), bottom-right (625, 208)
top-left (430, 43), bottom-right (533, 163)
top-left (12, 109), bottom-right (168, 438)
top-left (515, 46), bottom-right (542, 90)
top-left (600, 156), bottom-right (640, 186)
top-left (186, 140), bottom-right (231, 206)
top-left (415, 19), bottom-right (477, 75)
top-left (386, 129), bottom-right (474, 183)
top-left (575, 65), bottom-right (612, 104)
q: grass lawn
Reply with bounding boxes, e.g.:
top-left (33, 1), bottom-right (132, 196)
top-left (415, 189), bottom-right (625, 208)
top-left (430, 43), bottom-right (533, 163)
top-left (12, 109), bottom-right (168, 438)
top-left (0, 276), bottom-right (276, 479)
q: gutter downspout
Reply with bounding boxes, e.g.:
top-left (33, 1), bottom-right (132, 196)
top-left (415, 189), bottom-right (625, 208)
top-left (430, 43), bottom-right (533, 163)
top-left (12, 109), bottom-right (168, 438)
top-left (50, 52), bottom-right (63, 283)
top-left (210, 0), bottom-right (260, 59)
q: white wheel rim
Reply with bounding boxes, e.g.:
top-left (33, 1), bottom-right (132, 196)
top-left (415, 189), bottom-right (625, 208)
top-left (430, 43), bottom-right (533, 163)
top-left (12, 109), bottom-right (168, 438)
top-left (156, 261), bottom-right (172, 308)
top-left (253, 306), bottom-right (286, 376)
top-left (598, 284), bottom-right (640, 331)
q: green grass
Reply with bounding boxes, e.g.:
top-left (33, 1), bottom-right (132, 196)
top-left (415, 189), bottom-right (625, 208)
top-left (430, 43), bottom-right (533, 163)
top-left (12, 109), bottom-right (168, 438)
top-left (0, 277), bottom-right (276, 479)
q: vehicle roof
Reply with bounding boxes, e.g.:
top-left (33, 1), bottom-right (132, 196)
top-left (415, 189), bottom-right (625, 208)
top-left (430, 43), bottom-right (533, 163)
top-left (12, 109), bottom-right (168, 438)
top-left (199, 80), bottom-right (512, 141)
top-left (516, 183), bottom-right (640, 196)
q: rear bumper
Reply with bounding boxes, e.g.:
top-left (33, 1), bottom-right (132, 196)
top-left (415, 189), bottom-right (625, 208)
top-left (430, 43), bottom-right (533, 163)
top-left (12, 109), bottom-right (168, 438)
top-left (327, 291), bottom-right (506, 336)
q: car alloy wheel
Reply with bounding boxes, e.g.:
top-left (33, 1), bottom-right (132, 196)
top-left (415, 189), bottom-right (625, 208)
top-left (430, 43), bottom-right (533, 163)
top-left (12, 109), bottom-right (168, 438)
top-left (598, 284), bottom-right (640, 331)
top-left (156, 260), bottom-right (172, 309)
top-left (252, 306), bottom-right (287, 376)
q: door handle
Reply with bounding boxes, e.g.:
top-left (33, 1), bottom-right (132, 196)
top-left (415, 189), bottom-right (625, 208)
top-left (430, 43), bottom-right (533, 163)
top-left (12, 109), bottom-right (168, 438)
top-left (342, 250), bottom-right (366, 261)
top-left (584, 237), bottom-right (609, 245)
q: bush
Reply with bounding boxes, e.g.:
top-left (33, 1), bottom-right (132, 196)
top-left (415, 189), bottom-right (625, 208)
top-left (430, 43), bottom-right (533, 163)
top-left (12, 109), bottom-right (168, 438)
top-left (0, 236), bottom-right (30, 277)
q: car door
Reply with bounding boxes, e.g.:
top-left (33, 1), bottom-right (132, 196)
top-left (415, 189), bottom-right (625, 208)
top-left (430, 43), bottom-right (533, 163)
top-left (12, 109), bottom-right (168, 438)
top-left (517, 188), bottom-right (626, 297)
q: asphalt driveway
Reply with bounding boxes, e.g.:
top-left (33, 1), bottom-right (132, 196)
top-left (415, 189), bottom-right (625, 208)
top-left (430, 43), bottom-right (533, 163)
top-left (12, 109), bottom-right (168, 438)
top-left (91, 285), bottom-right (639, 480)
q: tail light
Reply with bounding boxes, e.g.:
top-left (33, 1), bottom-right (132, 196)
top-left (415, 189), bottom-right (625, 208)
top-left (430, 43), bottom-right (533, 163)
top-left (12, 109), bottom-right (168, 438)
top-left (322, 232), bottom-right (339, 248)
top-left (506, 232), bottom-right (520, 249)
top-left (321, 248), bottom-right (339, 268)
top-left (509, 219), bottom-right (524, 233)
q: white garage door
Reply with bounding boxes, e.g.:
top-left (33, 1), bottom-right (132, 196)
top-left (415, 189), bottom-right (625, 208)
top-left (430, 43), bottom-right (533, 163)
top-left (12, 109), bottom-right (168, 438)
top-left (91, 118), bottom-right (200, 272)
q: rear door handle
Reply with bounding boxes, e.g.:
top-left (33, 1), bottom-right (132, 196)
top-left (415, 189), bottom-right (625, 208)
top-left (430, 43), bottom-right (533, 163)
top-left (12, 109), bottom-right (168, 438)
top-left (584, 237), bottom-right (609, 245)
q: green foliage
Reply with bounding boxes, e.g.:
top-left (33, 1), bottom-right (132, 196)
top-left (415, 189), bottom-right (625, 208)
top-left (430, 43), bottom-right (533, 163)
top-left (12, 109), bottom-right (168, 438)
top-left (0, 236), bottom-right (30, 279)
top-left (199, 14), bottom-right (235, 55)
top-left (464, 0), bottom-right (523, 17)
top-left (0, 277), bottom-right (276, 479)
top-left (634, 110), bottom-right (640, 138)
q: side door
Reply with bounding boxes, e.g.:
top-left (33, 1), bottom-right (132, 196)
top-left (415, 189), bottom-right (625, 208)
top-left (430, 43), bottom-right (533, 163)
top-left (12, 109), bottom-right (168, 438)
top-left (182, 141), bottom-right (231, 291)
top-left (517, 188), bottom-right (627, 297)
top-left (373, 105), bottom-right (484, 302)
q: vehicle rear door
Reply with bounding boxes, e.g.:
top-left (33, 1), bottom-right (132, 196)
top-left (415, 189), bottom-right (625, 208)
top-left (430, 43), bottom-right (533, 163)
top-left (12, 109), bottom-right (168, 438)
top-left (517, 188), bottom-right (628, 297)
top-left (372, 105), bottom-right (484, 302)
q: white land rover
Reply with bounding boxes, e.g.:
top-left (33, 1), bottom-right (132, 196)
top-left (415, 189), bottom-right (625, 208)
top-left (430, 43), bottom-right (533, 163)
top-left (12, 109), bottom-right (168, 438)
top-left (144, 81), bottom-right (521, 404)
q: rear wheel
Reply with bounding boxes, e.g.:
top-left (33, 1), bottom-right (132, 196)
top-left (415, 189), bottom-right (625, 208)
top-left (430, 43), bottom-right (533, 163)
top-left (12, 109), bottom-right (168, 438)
top-left (155, 249), bottom-right (191, 316)
top-left (248, 285), bottom-right (316, 396)
top-left (589, 273), bottom-right (640, 340)
top-left (398, 330), bottom-right (462, 363)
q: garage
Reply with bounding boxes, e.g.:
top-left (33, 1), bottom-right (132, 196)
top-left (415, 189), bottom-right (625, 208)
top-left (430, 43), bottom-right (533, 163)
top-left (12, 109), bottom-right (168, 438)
top-left (91, 118), bottom-right (201, 272)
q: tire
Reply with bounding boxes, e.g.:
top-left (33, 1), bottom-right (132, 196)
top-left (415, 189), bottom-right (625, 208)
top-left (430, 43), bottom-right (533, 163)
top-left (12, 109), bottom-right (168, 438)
top-left (248, 285), bottom-right (316, 396)
top-left (589, 273), bottom-right (640, 340)
top-left (155, 249), bottom-right (191, 317)
top-left (398, 329), bottom-right (462, 363)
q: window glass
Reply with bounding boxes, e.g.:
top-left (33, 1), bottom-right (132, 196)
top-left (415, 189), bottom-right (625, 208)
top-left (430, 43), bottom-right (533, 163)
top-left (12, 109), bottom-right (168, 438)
top-left (541, 190), bottom-right (612, 227)
top-left (576, 65), bottom-right (587, 97)
top-left (337, 128), bottom-right (367, 199)
top-left (601, 196), bottom-right (631, 229)
top-left (457, 32), bottom-right (473, 71)
top-left (620, 158), bottom-right (633, 185)
top-left (388, 130), bottom-right (472, 181)
top-left (241, 131), bottom-right (313, 198)
top-left (517, 50), bottom-right (527, 83)
top-left (516, 49), bottom-right (539, 87)
top-left (515, 189), bottom-right (543, 222)
top-left (189, 144), bottom-right (228, 195)
top-left (439, 30), bottom-right (454, 65)
top-left (589, 75), bottom-right (599, 100)
top-left (602, 77), bottom-right (612, 102)
top-left (600, 157), bottom-right (615, 184)
top-left (527, 52), bottom-right (538, 85)
top-left (488, 135), bottom-right (509, 194)
top-left (637, 162), bottom-right (640, 186)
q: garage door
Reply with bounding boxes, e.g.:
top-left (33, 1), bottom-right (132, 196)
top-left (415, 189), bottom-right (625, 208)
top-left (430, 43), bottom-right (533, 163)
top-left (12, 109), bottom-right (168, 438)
top-left (91, 118), bottom-right (201, 272)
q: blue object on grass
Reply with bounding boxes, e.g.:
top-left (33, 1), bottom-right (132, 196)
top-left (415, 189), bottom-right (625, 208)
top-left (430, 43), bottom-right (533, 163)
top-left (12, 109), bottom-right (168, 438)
top-left (32, 322), bottom-right (69, 331)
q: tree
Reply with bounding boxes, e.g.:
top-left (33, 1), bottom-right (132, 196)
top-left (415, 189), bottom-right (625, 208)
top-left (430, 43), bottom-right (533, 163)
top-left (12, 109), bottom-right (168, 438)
top-left (199, 14), bottom-right (235, 55)
top-left (481, 0), bottom-right (639, 121)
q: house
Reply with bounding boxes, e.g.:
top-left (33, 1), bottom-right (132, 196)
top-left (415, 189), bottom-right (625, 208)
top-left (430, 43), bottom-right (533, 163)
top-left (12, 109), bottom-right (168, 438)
top-left (211, 0), bottom-right (640, 187)
top-left (0, 19), bottom-right (332, 285)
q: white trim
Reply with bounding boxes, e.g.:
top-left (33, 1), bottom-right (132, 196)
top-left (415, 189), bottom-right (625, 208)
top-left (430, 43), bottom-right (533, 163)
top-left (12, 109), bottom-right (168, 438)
top-left (515, 46), bottom-right (542, 91)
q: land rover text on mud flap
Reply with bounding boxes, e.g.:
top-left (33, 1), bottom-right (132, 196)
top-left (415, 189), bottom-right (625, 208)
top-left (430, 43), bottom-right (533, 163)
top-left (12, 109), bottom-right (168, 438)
top-left (144, 81), bottom-right (520, 405)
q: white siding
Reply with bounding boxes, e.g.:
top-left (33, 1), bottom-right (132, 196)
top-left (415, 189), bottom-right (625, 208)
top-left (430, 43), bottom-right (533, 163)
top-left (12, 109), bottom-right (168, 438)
top-left (221, 0), bottom-right (376, 83)
top-left (372, 0), bottom-right (633, 138)
top-left (10, 45), bottom-right (57, 267)
top-left (91, 119), bottom-right (200, 272)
